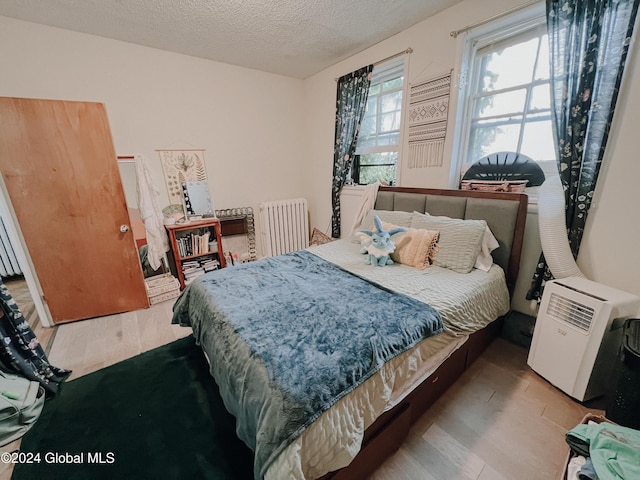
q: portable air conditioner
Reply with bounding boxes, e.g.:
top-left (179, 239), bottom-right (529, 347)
top-left (528, 277), bottom-right (640, 401)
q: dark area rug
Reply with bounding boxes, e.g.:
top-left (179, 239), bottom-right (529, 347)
top-left (12, 335), bottom-right (254, 480)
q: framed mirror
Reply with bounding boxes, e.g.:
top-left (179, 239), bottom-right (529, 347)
top-left (182, 180), bottom-right (214, 216)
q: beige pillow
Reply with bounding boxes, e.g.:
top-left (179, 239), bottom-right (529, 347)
top-left (382, 222), bottom-right (440, 270)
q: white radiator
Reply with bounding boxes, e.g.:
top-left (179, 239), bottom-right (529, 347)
top-left (0, 216), bottom-right (22, 277)
top-left (259, 198), bottom-right (309, 257)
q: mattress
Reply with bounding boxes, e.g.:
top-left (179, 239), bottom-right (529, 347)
top-left (177, 238), bottom-right (510, 479)
top-left (309, 239), bottom-right (510, 334)
top-left (264, 240), bottom-right (510, 479)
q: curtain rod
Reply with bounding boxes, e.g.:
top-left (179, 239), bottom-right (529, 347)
top-left (334, 47), bottom-right (413, 81)
top-left (450, 0), bottom-right (540, 38)
top-left (373, 47), bottom-right (413, 66)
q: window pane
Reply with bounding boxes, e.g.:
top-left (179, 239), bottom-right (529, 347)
top-left (380, 112), bottom-right (401, 133)
top-left (359, 165), bottom-right (397, 185)
top-left (356, 61), bottom-right (403, 150)
top-left (356, 135), bottom-right (376, 149)
top-left (478, 37), bottom-right (539, 92)
top-left (359, 115), bottom-right (376, 140)
top-left (376, 131), bottom-right (400, 146)
top-left (530, 84), bottom-right (551, 110)
top-left (359, 152), bottom-right (397, 185)
top-left (353, 59), bottom-right (404, 185)
top-left (382, 76), bottom-right (403, 90)
top-left (473, 89), bottom-right (527, 118)
top-left (360, 152), bottom-right (397, 165)
top-left (365, 96), bottom-right (377, 116)
top-left (380, 91), bottom-right (402, 113)
top-left (520, 118), bottom-right (557, 162)
top-left (468, 121), bottom-right (521, 163)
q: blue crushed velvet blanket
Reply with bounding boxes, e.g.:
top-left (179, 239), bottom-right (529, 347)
top-left (172, 250), bottom-right (443, 479)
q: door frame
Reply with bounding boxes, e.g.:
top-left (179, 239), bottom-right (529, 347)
top-left (0, 176), bottom-right (53, 327)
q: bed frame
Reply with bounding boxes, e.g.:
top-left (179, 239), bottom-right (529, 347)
top-left (319, 186), bottom-right (528, 480)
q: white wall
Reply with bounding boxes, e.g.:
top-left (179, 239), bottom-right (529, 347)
top-left (302, 0), bottom-right (640, 310)
top-left (0, 15), bottom-right (306, 225)
top-left (2, 2), bottom-right (639, 311)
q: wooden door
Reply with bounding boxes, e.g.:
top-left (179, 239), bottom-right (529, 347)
top-left (0, 97), bottom-right (149, 323)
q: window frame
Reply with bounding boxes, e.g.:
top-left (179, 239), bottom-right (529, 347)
top-left (351, 58), bottom-right (408, 185)
top-left (450, 3), bottom-right (555, 192)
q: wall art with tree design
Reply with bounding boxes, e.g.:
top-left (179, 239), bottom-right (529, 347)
top-left (158, 150), bottom-right (208, 206)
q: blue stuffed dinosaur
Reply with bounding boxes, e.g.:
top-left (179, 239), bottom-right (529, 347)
top-left (358, 215), bottom-right (407, 266)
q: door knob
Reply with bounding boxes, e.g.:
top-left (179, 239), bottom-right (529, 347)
top-left (120, 224), bottom-right (130, 233)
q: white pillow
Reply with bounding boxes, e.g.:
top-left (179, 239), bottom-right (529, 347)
top-left (475, 226), bottom-right (500, 272)
top-left (411, 212), bottom-right (486, 273)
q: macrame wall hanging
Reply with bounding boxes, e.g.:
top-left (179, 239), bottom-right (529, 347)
top-left (407, 71), bottom-right (452, 168)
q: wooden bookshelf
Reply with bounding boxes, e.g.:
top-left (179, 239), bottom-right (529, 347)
top-left (165, 218), bottom-right (226, 289)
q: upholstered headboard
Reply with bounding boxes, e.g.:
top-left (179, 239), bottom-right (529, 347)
top-left (374, 186), bottom-right (527, 296)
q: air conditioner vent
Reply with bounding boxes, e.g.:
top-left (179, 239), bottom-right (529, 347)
top-left (547, 293), bottom-right (595, 332)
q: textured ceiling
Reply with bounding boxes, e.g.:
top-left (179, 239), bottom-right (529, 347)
top-left (0, 0), bottom-right (464, 78)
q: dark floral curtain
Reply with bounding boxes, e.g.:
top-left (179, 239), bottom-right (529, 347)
top-left (0, 281), bottom-right (71, 395)
top-left (331, 65), bottom-right (373, 238)
top-left (527, 0), bottom-right (639, 301)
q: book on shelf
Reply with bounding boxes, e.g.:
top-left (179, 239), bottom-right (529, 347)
top-left (181, 256), bottom-right (220, 280)
top-left (178, 231), bottom-right (212, 257)
top-left (202, 259), bottom-right (220, 272)
top-left (181, 260), bottom-right (201, 269)
top-left (184, 267), bottom-right (205, 277)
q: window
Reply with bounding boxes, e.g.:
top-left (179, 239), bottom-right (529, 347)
top-left (453, 5), bottom-right (557, 190)
top-left (351, 60), bottom-right (406, 185)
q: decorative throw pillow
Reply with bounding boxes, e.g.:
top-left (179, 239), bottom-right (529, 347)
top-left (411, 212), bottom-right (487, 274)
top-left (382, 222), bottom-right (440, 270)
top-left (310, 228), bottom-right (334, 246)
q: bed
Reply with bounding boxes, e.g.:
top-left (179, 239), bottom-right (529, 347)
top-left (172, 186), bottom-right (527, 480)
